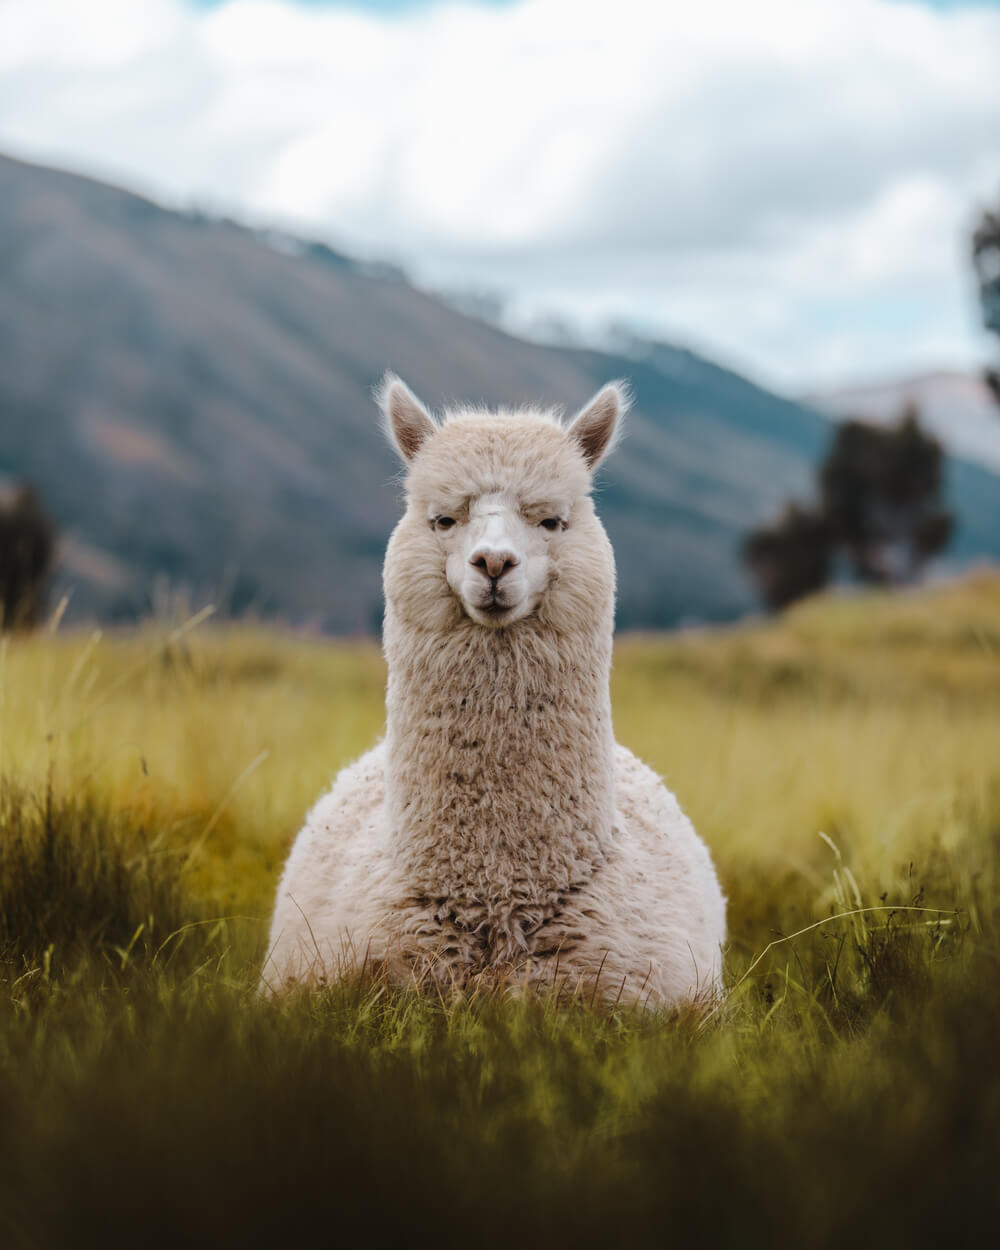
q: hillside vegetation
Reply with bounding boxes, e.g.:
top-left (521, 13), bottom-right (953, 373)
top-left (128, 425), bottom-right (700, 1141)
top-left (1, 572), bottom-right (999, 1246)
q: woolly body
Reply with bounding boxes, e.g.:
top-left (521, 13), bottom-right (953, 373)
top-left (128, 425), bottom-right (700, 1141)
top-left (263, 385), bottom-right (726, 1006)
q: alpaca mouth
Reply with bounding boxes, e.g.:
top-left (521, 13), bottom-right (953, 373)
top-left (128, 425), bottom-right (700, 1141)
top-left (466, 593), bottom-right (520, 624)
top-left (480, 598), bottom-right (515, 616)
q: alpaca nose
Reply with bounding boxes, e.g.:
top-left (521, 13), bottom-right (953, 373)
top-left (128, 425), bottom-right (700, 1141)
top-left (471, 549), bottom-right (519, 581)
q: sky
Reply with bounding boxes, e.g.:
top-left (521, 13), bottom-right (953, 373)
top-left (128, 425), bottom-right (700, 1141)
top-left (1, 0), bottom-right (998, 394)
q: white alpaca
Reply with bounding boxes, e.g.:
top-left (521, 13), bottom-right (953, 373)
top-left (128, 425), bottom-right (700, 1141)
top-left (262, 377), bottom-right (726, 1007)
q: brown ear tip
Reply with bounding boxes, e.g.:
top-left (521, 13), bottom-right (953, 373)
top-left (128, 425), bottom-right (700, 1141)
top-left (373, 371), bottom-right (406, 414)
top-left (567, 380), bottom-right (629, 469)
top-left (375, 372), bottom-right (436, 463)
top-left (600, 379), bottom-right (632, 417)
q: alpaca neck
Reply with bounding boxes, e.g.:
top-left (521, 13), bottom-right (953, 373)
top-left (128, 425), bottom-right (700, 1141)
top-left (383, 607), bottom-right (615, 931)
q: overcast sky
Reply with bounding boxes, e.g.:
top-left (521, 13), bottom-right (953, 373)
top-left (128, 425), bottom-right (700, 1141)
top-left (1, 0), bottom-right (998, 393)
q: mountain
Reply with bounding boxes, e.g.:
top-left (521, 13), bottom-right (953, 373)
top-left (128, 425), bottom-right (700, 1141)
top-left (2, 152), bottom-right (999, 632)
top-left (807, 371), bottom-right (1000, 476)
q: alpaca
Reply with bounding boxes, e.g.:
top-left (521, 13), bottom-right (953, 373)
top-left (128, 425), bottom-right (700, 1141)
top-left (262, 377), bottom-right (726, 1007)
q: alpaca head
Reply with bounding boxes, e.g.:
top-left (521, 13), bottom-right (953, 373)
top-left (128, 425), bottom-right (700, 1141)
top-left (378, 376), bottom-right (628, 633)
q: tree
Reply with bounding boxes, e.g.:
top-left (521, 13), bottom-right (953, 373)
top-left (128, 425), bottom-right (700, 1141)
top-left (971, 202), bottom-right (1000, 407)
top-left (820, 406), bottom-right (953, 585)
top-left (743, 505), bottom-right (832, 612)
top-left (0, 485), bottom-right (57, 629)
top-left (744, 407), bottom-right (953, 611)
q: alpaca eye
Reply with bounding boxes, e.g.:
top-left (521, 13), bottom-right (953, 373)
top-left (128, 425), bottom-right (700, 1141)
top-left (435, 516), bottom-right (456, 530)
top-left (540, 518), bottom-right (561, 531)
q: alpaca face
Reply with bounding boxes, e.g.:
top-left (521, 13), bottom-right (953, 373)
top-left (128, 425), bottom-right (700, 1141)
top-left (378, 377), bottom-right (628, 633)
top-left (434, 488), bottom-right (570, 628)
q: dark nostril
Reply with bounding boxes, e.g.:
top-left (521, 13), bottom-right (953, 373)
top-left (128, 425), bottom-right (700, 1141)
top-left (472, 552), bottom-right (519, 580)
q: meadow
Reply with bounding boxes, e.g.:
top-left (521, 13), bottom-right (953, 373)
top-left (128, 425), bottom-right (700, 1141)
top-left (1, 572), bottom-right (999, 1248)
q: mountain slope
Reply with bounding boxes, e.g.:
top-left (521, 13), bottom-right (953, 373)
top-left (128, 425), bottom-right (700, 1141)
top-left (2, 152), bottom-right (998, 631)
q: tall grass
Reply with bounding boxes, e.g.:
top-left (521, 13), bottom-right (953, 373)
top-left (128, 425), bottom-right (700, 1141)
top-left (1, 573), bottom-right (998, 1247)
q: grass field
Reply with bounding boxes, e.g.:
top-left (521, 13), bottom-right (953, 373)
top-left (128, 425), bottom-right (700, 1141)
top-left (1, 572), bottom-right (999, 1248)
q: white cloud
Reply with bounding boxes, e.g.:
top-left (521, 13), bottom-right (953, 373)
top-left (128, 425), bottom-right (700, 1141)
top-left (0, 0), bottom-right (997, 390)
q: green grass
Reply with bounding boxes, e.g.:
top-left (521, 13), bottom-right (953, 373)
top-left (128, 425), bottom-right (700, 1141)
top-left (1, 573), bottom-right (999, 1247)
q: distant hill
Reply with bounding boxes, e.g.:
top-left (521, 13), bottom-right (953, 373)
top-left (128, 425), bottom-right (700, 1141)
top-left (2, 152), bottom-right (999, 631)
top-left (808, 371), bottom-right (1000, 475)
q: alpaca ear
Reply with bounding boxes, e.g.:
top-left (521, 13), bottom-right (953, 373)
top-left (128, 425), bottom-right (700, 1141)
top-left (566, 381), bottom-right (630, 470)
top-left (375, 372), bottom-right (437, 463)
